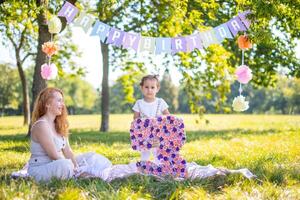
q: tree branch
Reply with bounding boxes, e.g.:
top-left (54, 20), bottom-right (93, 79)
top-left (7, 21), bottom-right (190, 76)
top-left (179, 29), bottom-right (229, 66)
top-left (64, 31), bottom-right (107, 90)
top-left (6, 29), bottom-right (18, 50)
top-left (104, 1), bottom-right (131, 23)
top-left (21, 52), bottom-right (37, 63)
top-left (17, 26), bottom-right (27, 52)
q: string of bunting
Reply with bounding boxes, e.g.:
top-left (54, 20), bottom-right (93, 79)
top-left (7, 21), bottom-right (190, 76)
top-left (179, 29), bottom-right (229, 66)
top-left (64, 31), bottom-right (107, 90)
top-left (40, 1), bottom-right (253, 112)
top-left (50, 1), bottom-right (251, 55)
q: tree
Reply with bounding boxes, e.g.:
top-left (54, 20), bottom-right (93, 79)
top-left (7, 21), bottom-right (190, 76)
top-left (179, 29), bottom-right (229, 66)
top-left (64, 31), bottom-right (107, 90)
top-left (154, 1), bottom-right (299, 116)
top-left (157, 70), bottom-right (179, 113)
top-left (175, 1), bottom-right (300, 115)
top-left (0, 64), bottom-right (19, 116)
top-left (0, 1), bottom-right (38, 125)
top-left (31, 0), bottom-right (78, 110)
top-left (178, 87), bottom-right (190, 113)
top-left (96, 0), bottom-right (133, 131)
top-left (95, 0), bottom-right (185, 131)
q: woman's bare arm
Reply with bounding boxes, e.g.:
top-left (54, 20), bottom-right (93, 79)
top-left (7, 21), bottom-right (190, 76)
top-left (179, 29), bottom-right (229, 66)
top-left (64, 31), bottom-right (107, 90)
top-left (62, 139), bottom-right (78, 168)
top-left (32, 122), bottom-right (64, 160)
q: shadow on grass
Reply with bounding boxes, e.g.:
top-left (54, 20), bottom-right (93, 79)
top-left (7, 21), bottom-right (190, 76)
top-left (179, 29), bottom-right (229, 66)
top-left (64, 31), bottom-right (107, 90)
top-left (69, 128), bottom-right (281, 145)
top-left (187, 128), bottom-right (280, 141)
top-left (0, 172), bottom-right (234, 198)
top-left (0, 128), bottom-right (281, 146)
top-left (3, 145), bottom-right (29, 152)
top-left (2, 154), bottom-right (299, 198)
top-left (69, 130), bottom-right (131, 145)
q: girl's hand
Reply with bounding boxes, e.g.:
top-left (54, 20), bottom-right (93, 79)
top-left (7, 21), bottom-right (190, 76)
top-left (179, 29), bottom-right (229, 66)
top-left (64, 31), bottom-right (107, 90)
top-left (74, 162), bottom-right (79, 169)
top-left (152, 138), bottom-right (160, 147)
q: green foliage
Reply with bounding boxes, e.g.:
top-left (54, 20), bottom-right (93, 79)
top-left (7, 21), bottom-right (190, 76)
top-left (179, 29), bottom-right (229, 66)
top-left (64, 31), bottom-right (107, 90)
top-left (48, 76), bottom-right (97, 114)
top-left (244, 76), bottom-right (300, 114)
top-left (51, 26), bottom-right (85, 77)
top-left (0, 1), bottom-right (38, 57)
top-left (116, 62), bottom-right (146, 104)
top-left (0, 64), bottom-right (19, 111)
top-left (157, 70), bottom-right (179, 113)
top-left (0, 0), bottom-right (85, 80)
top-left (94, 0), bottom-right (300, 117)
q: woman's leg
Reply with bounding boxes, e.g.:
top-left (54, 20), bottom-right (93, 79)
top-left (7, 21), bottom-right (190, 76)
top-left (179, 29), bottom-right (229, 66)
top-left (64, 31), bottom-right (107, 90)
top-left (75, 152), bottom-right (112, 177)
top-left (29, 159), bottom-right (74, 182)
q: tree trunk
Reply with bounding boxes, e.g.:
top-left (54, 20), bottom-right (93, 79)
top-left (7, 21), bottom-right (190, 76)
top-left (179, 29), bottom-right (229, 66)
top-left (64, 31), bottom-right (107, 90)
top-left (31, 0), bottom-right (78, 108)
top-left (100, 42), bottom-right (109, 132)
top-left (1, 105), bottom-right (4, 117)
top-left (29, 0), bottom-right (78, 136)
top-left (28, 0), bottom-right (49, 135)
top-left (31, 2), bottom-right (48, 109)
top-left (16, 54), bottom-right (30, 125)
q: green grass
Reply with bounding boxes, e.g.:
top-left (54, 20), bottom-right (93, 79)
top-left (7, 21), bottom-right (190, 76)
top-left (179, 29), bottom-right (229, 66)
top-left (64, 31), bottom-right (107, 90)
top-left (0, 114), bottom-right (299, 199)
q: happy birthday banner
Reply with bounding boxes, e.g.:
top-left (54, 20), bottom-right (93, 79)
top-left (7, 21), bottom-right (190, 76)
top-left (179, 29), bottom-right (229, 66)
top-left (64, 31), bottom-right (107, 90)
top-left (57, 2), bottom-right (251, 54)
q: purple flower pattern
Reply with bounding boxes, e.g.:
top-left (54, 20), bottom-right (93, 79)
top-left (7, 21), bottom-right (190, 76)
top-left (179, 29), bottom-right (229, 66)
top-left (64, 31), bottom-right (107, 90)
top-left (130, 115), bottom-right (187, 178)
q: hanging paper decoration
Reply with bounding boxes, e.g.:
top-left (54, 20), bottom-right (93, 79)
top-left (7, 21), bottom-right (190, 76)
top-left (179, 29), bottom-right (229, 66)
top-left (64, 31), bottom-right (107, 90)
top-left (227, 16), bottom-right (247, 36)
top-left (53, 1), bottom-right (251, 54)
top-left (155, 37), bottom-right (172, 54)
top-left (48, 16), bottom-right (62, 34)
top-left (237, 35), bottom-right (252, 49)
top-left (73, 12), bottom-right (94, 33)
top-left (232, 33), bottom-right (253, 112)
top-left (41, 63), bottom-right (58, 80)
top-left (44, 3), bottom-right (252, 81)
top-left (41, 14), bottom-right (63, 80)
top-left (235, 65), bottom-right (252, 84)
top-left (232, 95), bottom-right (249, 112)
top-left (238, 10), bottom-right (252, 29)
top-left (42, 41), bottom-right (59, 57)
top-left (57, 1), bottom-right (79, 24)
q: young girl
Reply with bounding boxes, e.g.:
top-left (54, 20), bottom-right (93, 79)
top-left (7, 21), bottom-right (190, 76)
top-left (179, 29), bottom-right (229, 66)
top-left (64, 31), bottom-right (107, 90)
top-left (132, 75), bottom-right (170, 164)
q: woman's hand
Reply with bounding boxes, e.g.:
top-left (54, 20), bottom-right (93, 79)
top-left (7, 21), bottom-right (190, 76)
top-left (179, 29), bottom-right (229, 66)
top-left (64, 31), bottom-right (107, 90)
top-left (63, 138), bottom-right (78, 168)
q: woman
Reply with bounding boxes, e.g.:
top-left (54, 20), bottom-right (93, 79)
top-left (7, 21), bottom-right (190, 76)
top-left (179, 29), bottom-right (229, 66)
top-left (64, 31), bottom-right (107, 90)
top-left (28, 87), bottom-right (111, 182)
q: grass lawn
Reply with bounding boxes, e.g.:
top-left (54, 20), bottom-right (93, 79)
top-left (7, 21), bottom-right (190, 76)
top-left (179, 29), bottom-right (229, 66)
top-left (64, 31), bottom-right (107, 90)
top-left (0, 114), bottom-right (299, 199)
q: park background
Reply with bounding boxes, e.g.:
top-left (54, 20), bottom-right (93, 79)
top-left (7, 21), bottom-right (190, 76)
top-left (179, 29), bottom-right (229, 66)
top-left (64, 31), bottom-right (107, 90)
top-left (0, 0), bottom-right (300, 199)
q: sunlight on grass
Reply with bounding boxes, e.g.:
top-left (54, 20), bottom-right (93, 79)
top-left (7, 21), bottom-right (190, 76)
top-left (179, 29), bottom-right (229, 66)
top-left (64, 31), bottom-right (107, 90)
top-left (0, 114), bottom-right (299, 199)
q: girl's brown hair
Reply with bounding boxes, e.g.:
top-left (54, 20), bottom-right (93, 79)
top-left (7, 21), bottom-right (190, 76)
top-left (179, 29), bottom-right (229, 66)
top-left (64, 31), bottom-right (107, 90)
top-left (140, 75), bottom-right (160, 87)
top-left (31, 87), bottom-right (69, 137)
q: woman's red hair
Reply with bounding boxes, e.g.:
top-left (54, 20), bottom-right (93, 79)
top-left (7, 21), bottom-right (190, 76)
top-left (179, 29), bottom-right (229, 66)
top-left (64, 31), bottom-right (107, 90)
top-left (31, 87), bottom-right (69, 137)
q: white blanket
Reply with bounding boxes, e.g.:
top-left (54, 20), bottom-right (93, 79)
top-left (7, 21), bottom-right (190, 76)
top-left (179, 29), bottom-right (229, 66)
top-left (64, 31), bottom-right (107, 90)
top-left (12, 160), bottom-right (256, 182)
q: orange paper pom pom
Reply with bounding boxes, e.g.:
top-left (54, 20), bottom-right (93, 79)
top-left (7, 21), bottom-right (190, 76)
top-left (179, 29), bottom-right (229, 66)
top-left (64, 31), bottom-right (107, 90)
top-left (237, 35), bottom-right (252, 49)
top-left (42, 41), bottom-right (58, 57)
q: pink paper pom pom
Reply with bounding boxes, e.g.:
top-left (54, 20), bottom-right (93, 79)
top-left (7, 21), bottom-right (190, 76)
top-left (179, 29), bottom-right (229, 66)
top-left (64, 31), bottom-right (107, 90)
top-left (41, 63), bottom-right (58, 80)
top-left (235, 65), bottom-right (252, 84)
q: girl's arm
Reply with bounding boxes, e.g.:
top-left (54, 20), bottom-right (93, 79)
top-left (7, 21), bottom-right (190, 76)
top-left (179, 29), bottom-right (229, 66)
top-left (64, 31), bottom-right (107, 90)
top-left (162, 109), bottom-right (170, 115)
top-left (133, 111), bottom-right (140, 119)
top-left (62, 138), bottom-right (78, 168)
